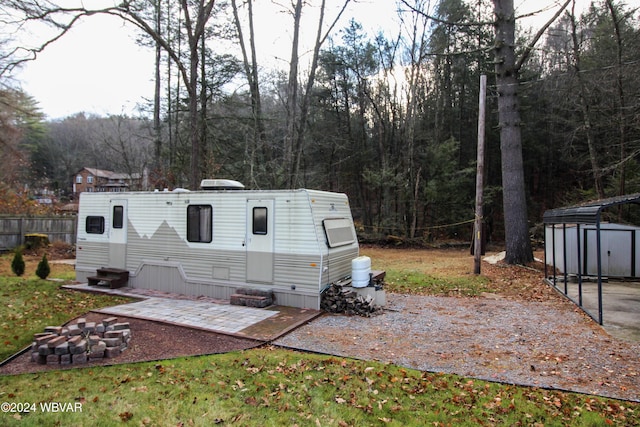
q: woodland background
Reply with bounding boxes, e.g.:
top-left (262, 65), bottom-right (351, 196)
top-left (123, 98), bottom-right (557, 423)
top-left (0, 0), bottom-right (639, 246)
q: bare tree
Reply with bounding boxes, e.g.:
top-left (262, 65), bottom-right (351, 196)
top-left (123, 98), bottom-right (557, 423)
top-left (605, 0), bottom-right (630, 199)
top-left (279, 0), bottom-right (351, 188)
top-left (94, 115), bottom-right (154, 187)
top-left (2, 0), bottom-right (218, 189)
top-left (231, 0), bottom-right (264, 188)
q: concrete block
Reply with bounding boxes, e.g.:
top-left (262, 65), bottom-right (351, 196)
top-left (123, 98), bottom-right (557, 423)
top-left (88, 335), bottom-right (102, 346)
top-left (68, 335), bottom-right (82, 346)
top-left (46, 354), bottom-right (60, 365)
top-left (70, 340), bottom-right (87, 354)
top-left (35, 334), bottom-right (57, 346)
top-left (67, 324), bottom-right (82, 336)
top-left (33, 332), bottom-right (51, 339)
top-left (104, 347), bottom-right (121, 358)
top-left (103, 317), bottom-right (118, 326)
top-left (44, 326), bottom-right (63, 335)
top-left (89, 350), bottom-right (104, 360)
top-left (103, 337), bottom-right (122, 347)
top-left (83, 322), bottom-right (96, 334)
top-left (112, 322), bottom-right (130, 331)
top-left (72, 353), bottom-right (87, 364)
top-left (91, 341), bottom-right (107, 353)
top-left (54, 342), bottom-right (69, 355)
top-left (38, 344), bottom-right (52, 356)
top-left (47, 336), bottom-right (67, 348)
top-left (104, 330), bottom-right (123, 339)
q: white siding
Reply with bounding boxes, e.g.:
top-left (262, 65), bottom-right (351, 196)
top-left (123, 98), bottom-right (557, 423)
top-left (76, 188), bottom-right (359, 309)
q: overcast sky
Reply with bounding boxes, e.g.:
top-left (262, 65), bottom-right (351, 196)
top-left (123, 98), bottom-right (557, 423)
top-left (13, 0), bottom-right (589, 120)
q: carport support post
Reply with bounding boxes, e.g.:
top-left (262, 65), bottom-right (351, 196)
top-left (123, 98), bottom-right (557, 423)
top-left (473, 74), bottom-right (486, 275)
top-left (596, 214), bottom-right (604, 325)
top-left (562, 224), bottom-right (568, 294)
top-left (577, 224), bottom-right (583, 307)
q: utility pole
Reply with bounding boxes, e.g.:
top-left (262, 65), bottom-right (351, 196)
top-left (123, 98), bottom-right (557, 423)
top-left (474, 74), bottom-right (487, 274)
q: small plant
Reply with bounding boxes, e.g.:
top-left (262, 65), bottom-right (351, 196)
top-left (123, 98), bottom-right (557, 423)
top-left (24, 233), bottom-right (50, 251)
top-left (11, 250), bottom-right (25, 276)
top-left (36, 253), bottom-right (51, 279)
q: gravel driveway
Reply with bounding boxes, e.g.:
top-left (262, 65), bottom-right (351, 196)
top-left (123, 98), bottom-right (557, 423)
top-left (274, 292), bottom-right (640, 402)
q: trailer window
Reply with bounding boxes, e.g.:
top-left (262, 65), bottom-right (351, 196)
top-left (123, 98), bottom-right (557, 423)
top-left (187, 205), bottom-right (212, 243)
top-left (323, 218), bottom-right (356, 247)
top-left (113, 205), bottom-right (124, 229)
top-left (86, 216), bottom-right (105, 234)
top-left (252, 207), bottom-right (268, 235)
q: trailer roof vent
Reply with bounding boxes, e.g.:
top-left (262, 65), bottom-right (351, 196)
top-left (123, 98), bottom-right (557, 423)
top-left (200, 179), bottom-right (245, 190)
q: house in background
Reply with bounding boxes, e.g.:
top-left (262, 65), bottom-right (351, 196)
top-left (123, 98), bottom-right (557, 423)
top-left (73, 167), bottom-right (147, 198)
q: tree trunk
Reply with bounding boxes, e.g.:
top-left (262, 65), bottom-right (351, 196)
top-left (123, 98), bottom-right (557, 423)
top-left (284, 0), bottom-right (303, 189)
top-left (231, 0), bottom-right (264, 187)
top-left (153, 0), bottom-right (162, 173)
top-left (493, 0), bottom-right (533, 264)
top-left (606, 0), bottom-right (628, 201)
top-left (569, 5), bottom-right (604, 199)
top-left (177, 0), bottom-right (216, 189)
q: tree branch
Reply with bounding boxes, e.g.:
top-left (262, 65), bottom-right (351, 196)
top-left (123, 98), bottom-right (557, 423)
top-left (515, 0), bottom-right (571, 73)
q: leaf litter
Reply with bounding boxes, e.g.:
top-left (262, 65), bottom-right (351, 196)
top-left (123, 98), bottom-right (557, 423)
top-left (275, 259), bottom-right (640, 403)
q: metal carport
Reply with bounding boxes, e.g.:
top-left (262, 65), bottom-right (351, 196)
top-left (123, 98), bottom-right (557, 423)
top-left (543, 193), bottom-right (640, 325)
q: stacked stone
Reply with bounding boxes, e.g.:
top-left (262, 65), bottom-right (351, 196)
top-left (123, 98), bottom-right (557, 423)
top-left (30, 317), bottom-right (132, 366)
top-left (230, 288), bottom-right (274, 308)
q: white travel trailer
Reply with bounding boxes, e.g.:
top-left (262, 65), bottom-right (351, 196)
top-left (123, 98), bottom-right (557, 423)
top-left (75, 180), bottom-right (361, 309)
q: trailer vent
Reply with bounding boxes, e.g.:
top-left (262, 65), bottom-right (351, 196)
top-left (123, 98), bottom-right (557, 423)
top-left (200, 179), bottom-right (245, 190)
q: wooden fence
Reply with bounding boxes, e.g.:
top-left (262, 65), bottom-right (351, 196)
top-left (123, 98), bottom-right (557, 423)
top-left (0, 216), bottom-right (77, 251)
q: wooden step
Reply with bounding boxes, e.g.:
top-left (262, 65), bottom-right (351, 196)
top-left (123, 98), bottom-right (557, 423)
top-left (87, 268), bottom-right (129, 289)
top-left (230, 293), bottom-right (272, 308)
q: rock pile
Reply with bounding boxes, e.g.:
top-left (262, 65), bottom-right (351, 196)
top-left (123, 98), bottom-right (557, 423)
top-left (30, 317), bottom-right (131, 365)
top-left (321, 284), bottom-right (380, 317)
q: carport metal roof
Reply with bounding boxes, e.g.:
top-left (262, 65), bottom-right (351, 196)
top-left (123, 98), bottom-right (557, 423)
top-left (543, 193), bottom-right (640, 225)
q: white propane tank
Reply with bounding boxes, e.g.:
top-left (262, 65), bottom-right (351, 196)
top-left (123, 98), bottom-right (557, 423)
top-left (351, 256), bottom-right (371, 288)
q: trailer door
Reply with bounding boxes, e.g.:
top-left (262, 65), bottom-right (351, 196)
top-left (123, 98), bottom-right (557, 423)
top-left (246, 199), bottom-right (274, 283)
top-left (109, 199), bottom-right (127, 269)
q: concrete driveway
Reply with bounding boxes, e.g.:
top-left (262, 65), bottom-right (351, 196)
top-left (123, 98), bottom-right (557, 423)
top-left (549, 278), bottom-right (640, 342)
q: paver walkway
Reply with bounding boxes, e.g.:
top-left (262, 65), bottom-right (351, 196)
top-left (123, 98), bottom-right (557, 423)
top-left (96, 297), bottom-right (278, 334)
top-left (64, 283), bottom-right (322, 340)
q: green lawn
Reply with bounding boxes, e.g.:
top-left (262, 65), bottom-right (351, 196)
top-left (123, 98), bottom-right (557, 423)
top-left (383, 269), bottom-right (492, 296)
top-left (0, 273), bottom-right (132, 362)
top-left (0, 349), bottom-right (635, 426)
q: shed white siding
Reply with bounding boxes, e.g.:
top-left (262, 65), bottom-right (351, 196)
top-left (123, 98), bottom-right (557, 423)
top-left (545, 223), bottom-right (640, 277)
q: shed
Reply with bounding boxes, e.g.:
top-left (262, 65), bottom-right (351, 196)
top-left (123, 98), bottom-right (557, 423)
top-left (543, 193), bottom-right (640, 324)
